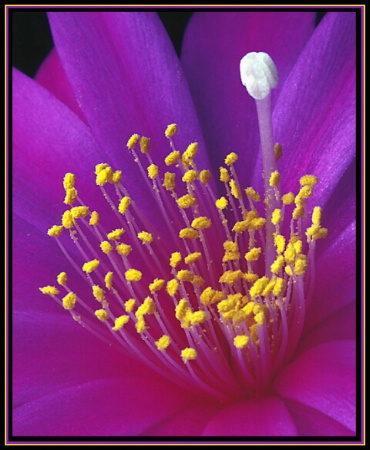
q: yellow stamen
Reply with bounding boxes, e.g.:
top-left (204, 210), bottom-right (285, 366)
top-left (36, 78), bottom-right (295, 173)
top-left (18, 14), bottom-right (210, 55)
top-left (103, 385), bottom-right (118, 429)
top-left (165, 123), bottom-right (178, 138)
top-left (274, 234), bottom-right (286, 254)
top-left (149, 278), bottom-right (165, 293)
top-left (100, 241), bottom-right (113, 254)
top-left (300, 175), bottom-right (318, 186)
top-left (125, 299), bottom-right (136, 313)
top-left (163, 172), bottom-right (176, 191)
top-left (225, 152), bottom-right (238, 166)
top-left (64, 188), bottom-right (78, 205)
top-left (199, 170), bottom-right (211, 184)
top-left (92, 285), bottom-right (105, 302)
top-left (57, 272), bottom-right (68, 286)
top-left (271, 208), bottom-right (282, 225)
top-left (137, 231), bottom-right (153, 244)
top-left (184, 252), bottom-right (202, 265)
top-left (118, 197), bottom-right (131, 215)
top-left (166, 279), bottom-right (179, 296)
top-left (82, 259), bottom-right (100, 274)
top-left (112, 315), bottom-right (129, 331)
top-left (39, 285), bottom-right (59, 296)
top-left (181, 347), bottom-right (197, 362)
top-left (191, 216), bottom-right (211, 230)
top-left (170, 252), bottom-right (182, 268)
top-left (70, 206), bottom-right (89, 219)
top-left (282, 192), bottom-right (295, 205)
top-left (89, 211), bottom-right (100, 226)
top-left (274, 143), bottom-right (282, 161)
top-left (229, 179), bottom-right (241, 199)
top-left (269, 170), bottom-right (280, 187)
top-left (155, 335), bottom-right (171, 351)
top-left (140, 137), bottom-right (150, 154)
top-left (312, 206), bottom-right (322, 226)
top-left (107, 228), bottom-right (125, 241)
top-left (147, 164), bottom-right (159, 179)
top-left (177, 270), bottom-right (194, 283)
top-left (245, 187), bottom-right (261, 202)
top-left (61, 210), bottom-right (74, 229)
top-left (177, 194), bottom-right (197, 209)
top-left (116, 243), bottom-right (132, 256)
top-left (234, 335), bottom-right (249, 349)
top-left (216, 197), bottom-right (228, 210)
top-left (127, 133), bottom-right (140, 149)
top-left (95, 309), bottom-right (109, 322)
top-left (245, 247), bottom-right (261, 262)
top-left (219, 167), bottom-right (230, 183)
top-left (63, 173), bottom-right (75, 189)
top-left (104, 272), bottom-right (113, 289)
top-left (47, 225), bottom-right (63, 238)
top-left (179, 228), bottom-right (199, 240)
top-left (62, 292), bottom-right (77, 310)
top-left (165, 150), bottom-right (181, 166)
top-left (125, 269), bottom-right (142, 282)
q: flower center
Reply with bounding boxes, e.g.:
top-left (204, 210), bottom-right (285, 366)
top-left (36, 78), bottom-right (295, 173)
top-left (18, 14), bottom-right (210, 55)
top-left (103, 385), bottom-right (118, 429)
top-left (40, 53), bottom-right (327, 402)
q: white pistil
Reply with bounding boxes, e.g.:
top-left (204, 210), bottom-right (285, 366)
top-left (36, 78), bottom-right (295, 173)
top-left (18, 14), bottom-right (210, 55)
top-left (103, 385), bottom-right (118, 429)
top-left (240, 52), bottom-right (279, 273)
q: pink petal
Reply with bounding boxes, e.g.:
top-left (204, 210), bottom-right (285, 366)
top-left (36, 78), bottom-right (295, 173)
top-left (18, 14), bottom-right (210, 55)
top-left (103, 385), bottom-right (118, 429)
top-left (182, 11), bottom-right (316, 186)
top-left (35, 48), bottom-right (85, 120)
top-left (284, 399), bottom-right (356, 436)
top-left (48, 12), bottom-right (209, 169)
top-left (142, 402), bottom-right (220, 436)
top-left (13, 375), bottom-right (192, 436)
top-left (274, 340), bottom-right (356, 432)
top-left (270, 12), bottom-right (356, 204)
top-left (202, 396), bottom-right (297, 436)
top-left (305, 221), bottom-right (356, 330)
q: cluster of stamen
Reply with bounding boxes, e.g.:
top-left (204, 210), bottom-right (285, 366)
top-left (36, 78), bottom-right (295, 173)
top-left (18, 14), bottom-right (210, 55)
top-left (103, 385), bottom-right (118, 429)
top-left (40, 123), bottom-right (326, 401)
top-left (40, 53), bottom-right (327, 401)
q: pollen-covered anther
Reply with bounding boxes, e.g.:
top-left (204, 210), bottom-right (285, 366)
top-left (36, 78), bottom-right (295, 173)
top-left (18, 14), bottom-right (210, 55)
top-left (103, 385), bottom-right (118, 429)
top-left (181, 347), bottom-right (197, 362)
top-left (127, 133), bottom-right (140, 149)
top-left (165, 150), bottom-right (181, 166)
top-left (271, 208), bottom-right (282, 225)
top-left (297, 185), bottom-right (313, 200)
top-left (135, 297), bottom-right (156, 317)
top-left (62, 210), bottom-right (75, 229)
top-left (107, 228), bottom-right (125, 241)
top-left (112, 315), bottom-right (129, 331)
top-left (219, 270), bottom-right (244, 285)
top-left (170, 252), bottom-right (182, 268)
top-left (182, 170), bottom-right (198, 183)
top-left (177, 194), bottom-right (197, 209)
top-left (245, 247), bottom-right (262, 262)
top-left (274, 234), bottom-right (286, 254)
top-left (92, 285), bottom-right (105, 302)
top-left (245, 187), bottom-right (261, 202)
top-left (269, 170), bottom-right (280, 187)
top-left (135, 316), bottom-right (146, 334)
top-left (62, 292), bottom-right (77, 310)
top-left (282, 192), bottom-right (295, 205)
top-left (179, 228), bottom-right (199, 240)
top-left (250, 217), bottom-right (266, 230)
top-left (216, 197), bottom-right (228, 210)
top-left (47, 225), bottom-right (63, 238)
top-left (70, 206), bottom-right (90, 219)
top-left (163, 172), bottom-right (176, 191)
top-left (274, 143), bottom-right (283, 161)
top-left (190, 310), bottom-right (208, 326)
top-left (292, 206), bottom-right (305, 220)
top-left (64, 188), bottom-right (78, 205)
top-left (89, 211), bottom-right (100, 226)
top-left (312, 206), bottom-right (322, 226)
top-left (225, 152), bottom-right (238, 166)
top-left (219, 167), bottom-right (230, 183)
top-left (182, 143), bottom-right (198, 167)
top-left (125, 299), bottom-right (136, 313)
top-left (147, 164), bottom-right (159, 180)
top-left (140, 137), bottom-right (150, 154)
top-left (249, 276), bottom-right (269, 299)
top-left (270, 255), bottom-right (285, 274)
top-left (63, 173), bottom-right (75, 190)
top-left (155, 335), bottom-right (171, 351)
top-left (165, 123), bottom-right (178, 138)
top-left (116, 243), bottom-right (132, 256)
top-left (125, 269), bottom-right (142, 282)
top-left (105, 272), bottom-right (113, 289)
top-left (191, 216), bottom-right (211, 230)
top-left (96, 166), bottom-right (113, 186)
top-left (166, 279), bottom-right (179, 296)
top-left (184, 252), bottom-right (202, 265)
top-left (254, 311), bottom-right (265, 325)
top-left (294, 254), bottom-right (307, 276)
top-left (177, 269), bottom-right (194, 283)
top-left (95, 309), bottom-right (109, 322)
top-left (229, 179), bottom-right (241, 199)
top-left (300, 175), bottom-right (318, 186)
top-left (199, 287), bottom-right (224, 306)
top-left (240, 52), bottom-right (278, 100)
top-left (149, 278), bottom-right (165, 293)
top-left (118, 196), bottom-right (131, 215)
top-left (57, 272), bottom-right (68, 286)
top-left (137, 231), bottom-right (153, 244)
top-left (234, 335), bottom-right (249, 349)
top-left (39, 285), bottom-right (60, 296)
top-left (199, 170), bottom-right (211, 184)
top-left (82, 259), bottom-right (100, 274)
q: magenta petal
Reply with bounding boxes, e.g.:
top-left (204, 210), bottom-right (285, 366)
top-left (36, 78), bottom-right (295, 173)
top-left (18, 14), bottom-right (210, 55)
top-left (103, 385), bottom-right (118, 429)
top-left (270, 12), bottom-right (356, 203)
top-left (35, 48), bottom-right (85, 120)
top-left (305, 221), bottom-right (356, 330)
top-left (284, 399), bottom-right (355, 436)
top-left (274, 340), bottom-right (356, 432)
top-left (142, 402), bottom-right (220, 436)
top-left (48, 12), bottom-right (208, 166)
top-left (13, 375), bottom-right (191, 436)
top-left (202, 396), bottom-right (297, 436)
top-left (182, 12), bottom-right (316, 185)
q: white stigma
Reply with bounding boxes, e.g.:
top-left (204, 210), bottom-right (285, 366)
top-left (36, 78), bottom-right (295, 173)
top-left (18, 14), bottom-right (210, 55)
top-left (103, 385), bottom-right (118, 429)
top-left (240, 52), bottom-right (278, 100)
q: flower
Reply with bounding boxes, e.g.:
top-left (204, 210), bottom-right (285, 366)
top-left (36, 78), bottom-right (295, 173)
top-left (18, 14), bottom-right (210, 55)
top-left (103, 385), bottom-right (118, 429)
top-left (12, 11), bottom-right (357, 440)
